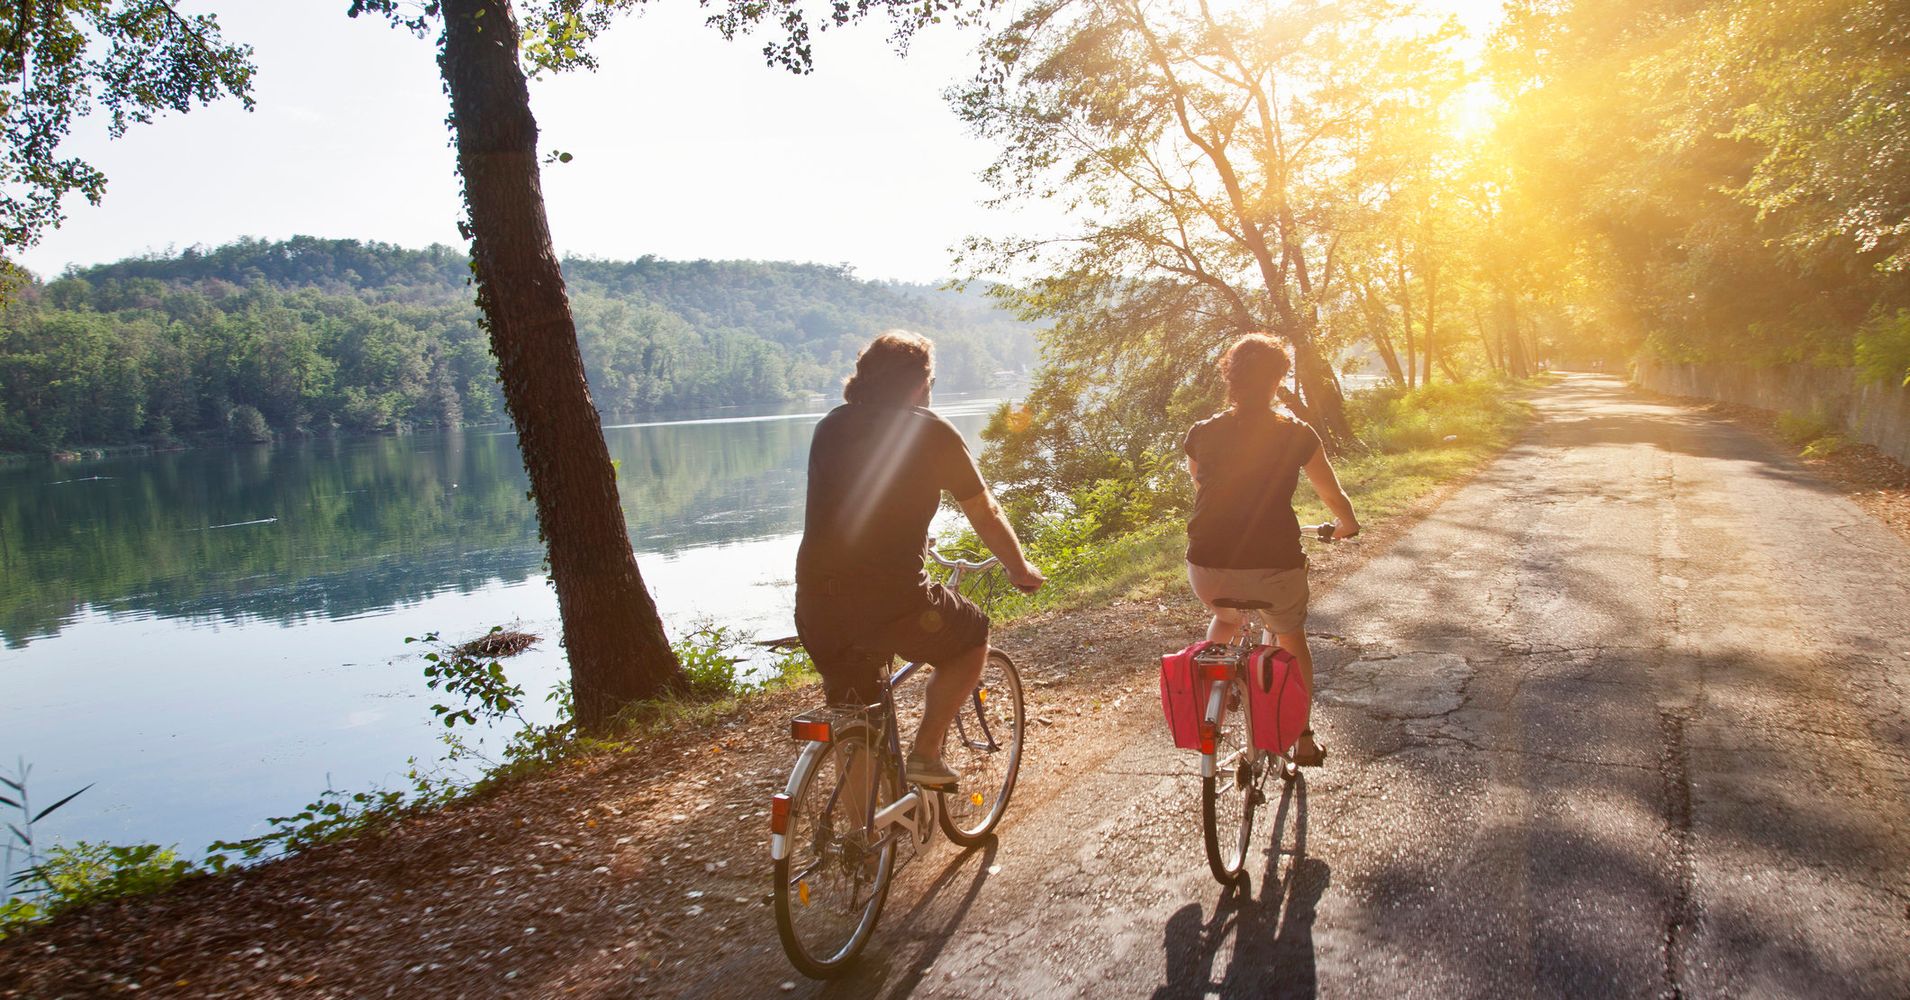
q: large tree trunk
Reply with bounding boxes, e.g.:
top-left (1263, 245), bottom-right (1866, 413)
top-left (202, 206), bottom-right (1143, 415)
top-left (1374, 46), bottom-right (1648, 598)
top-left (1289, 332), bottom-right (1355, 449)
top-left (441, 0), bottom-right (683, 731)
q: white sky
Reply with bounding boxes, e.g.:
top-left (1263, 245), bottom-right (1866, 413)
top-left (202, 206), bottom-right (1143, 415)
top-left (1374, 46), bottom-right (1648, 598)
top-left (13, 0), bottom-right (1505, 285)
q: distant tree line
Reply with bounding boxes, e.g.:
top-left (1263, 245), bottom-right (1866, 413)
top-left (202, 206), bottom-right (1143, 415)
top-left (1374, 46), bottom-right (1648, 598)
top-left (0, 237), bottom-right (1037, 452)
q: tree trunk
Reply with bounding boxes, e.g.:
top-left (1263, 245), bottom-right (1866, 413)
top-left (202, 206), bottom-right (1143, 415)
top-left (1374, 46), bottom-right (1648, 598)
top-left (1394, 249), bottom-right (1417, 389)
top-left (440, 0), bottom-right (683, 731)
top-left (1289, 332), bottom-right (1355, 450)
top-left (1359, 279), bottom-right (1407, 385)
top-left (1422, 262), bottom-right (1438, 386)
top-left (1472, 304), bottom-right (1502, 373)
top-left (1498, 290), bottom-right (1531, 377)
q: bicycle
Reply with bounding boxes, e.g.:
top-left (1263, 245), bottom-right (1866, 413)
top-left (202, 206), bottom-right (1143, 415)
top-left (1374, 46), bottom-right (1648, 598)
top-left (1184, 521), bottom-right (1341, 886)
top-left (768, 550), bottom-right (1025, 978)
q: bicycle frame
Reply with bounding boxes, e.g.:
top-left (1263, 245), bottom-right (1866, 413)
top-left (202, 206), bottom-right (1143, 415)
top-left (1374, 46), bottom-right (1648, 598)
top-left (1194, 614), bottom-right (1281, 781)
top-left (770, 554), bottom-right (1003, 864)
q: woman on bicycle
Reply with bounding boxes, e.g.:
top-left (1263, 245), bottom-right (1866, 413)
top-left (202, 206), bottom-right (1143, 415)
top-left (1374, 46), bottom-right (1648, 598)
top-left (1183, 333), bottom-right (1358, 767)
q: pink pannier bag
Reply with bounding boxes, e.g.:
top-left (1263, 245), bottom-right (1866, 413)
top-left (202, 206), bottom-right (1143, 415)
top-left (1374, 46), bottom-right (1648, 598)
top-left (1160, 641), bottom-right (1220, 750)
top-left (1247, 645), bottom-right (1309, 756)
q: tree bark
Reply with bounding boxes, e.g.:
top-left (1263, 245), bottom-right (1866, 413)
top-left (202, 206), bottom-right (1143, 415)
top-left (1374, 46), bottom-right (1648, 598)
top-left (1422, 260), bottom-right (1438, 386)
top-left (440, 0), bottom-right (683, 731)
top-left (1472, 305), bottom-right (1502, 373)
top-left (1394, 248), bottom-right (1417, 389)
top-left (1359, 278), bottom-right (1407, 385)
top-left (1498, 289), bottom-right (1531, 377)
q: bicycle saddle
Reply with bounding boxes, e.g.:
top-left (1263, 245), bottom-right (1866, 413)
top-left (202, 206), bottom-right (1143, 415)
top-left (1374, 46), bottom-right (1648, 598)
top-left (1212, 598), bottom-right (1272, 610)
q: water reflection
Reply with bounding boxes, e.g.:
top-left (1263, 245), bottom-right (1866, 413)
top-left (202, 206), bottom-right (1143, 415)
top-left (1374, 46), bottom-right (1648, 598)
top-left (0, 396), bottom-right (936, 648)
top-left (0, 396), bottom-right (996, 855)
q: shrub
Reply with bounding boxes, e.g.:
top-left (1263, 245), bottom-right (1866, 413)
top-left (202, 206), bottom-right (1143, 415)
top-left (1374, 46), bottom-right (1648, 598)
top-left (672, 624), bottom-right (753, 700)
top-left (225, 404), bottom-right (271, 443)
top-left (1775, 409), bottom-right (1834, 446)
top-left (1347, 380), bottom-right (1525, 454)
top-left (1854, 310), bottom-right (1910, 387)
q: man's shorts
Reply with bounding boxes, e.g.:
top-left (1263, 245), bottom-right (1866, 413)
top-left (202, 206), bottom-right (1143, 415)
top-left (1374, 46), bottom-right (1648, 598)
top-left (795, 579), bottom-right (991, 706)
top-left (1187, 561), bottom-right (1309, 635)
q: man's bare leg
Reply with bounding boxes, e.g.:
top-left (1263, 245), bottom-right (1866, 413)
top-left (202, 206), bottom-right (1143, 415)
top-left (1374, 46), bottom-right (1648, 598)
top-left (913, 641), bottom-right (988, 765)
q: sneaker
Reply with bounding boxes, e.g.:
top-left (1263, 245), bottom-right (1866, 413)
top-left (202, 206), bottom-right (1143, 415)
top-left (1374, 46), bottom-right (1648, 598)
top-left (905, 755), bottom-right (961, 788)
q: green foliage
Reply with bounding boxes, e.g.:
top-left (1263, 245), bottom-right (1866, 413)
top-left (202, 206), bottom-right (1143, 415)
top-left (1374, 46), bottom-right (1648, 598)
top-left (410, 627), bottom-right (530, 728)
top-left (1774, 409), bottom-right (1850, 458)
top-left (672, 623), bottom-right (755, 700)
top-left (1775, 410), bottom-right (1834, 447)
top-left (0, 1), bottom-right (254, 250)
top-left (1490, 0), bottom-right (1909, 374)
top-left (0, 239), bottom-right (1037, 453)
top-left (1347, 381), bottom-right (1529, 454)
top-left (1, 760), bottom-right (97, 938)
top-left (1800, 435), bottom-right (1849, 459)
top-left (21, 843), bottom-right (198, 912)
top-left (1854, 311), bottom-right (1910, 388)
top-left (204, 783), bottom-right (438, 866)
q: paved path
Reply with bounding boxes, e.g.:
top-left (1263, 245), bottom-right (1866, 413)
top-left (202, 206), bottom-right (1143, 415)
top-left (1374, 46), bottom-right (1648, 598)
top-left (683, 373), bottom-right (1910, 998)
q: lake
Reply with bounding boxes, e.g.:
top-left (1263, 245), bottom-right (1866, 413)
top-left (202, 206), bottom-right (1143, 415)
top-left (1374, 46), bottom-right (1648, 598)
top-left (0, 396), bottom-right (1001, 862)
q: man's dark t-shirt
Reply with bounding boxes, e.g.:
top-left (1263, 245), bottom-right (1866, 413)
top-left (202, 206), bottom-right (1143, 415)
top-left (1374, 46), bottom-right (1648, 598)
top-left (795, 402), bottom-right (986, 596)
top-left (1183, 409), bottom-right (1322, 570)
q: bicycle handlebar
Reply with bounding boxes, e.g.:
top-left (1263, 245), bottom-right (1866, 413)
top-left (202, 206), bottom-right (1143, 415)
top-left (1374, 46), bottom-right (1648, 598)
top-left (928, 549), bottom-right (1000, 573)
top-left (1301, 521), bottom-right (1342, 542)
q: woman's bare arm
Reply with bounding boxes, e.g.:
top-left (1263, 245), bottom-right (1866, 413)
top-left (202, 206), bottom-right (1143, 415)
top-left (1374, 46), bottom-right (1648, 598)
top-left (1302, 447), bottom-right (1360, 539)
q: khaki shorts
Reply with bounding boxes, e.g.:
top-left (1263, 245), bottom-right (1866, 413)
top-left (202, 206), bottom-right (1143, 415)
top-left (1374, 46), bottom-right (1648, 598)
top-left (1187, 561), bottom-right (1309, 635)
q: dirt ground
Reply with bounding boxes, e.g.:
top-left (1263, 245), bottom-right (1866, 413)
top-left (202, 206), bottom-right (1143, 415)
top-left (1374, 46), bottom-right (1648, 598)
top-left (3, 390), bottom-right (1903, 999)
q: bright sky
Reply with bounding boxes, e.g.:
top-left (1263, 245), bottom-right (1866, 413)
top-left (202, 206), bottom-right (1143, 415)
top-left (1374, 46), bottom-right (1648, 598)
top-left (12, 0), bottom-right (1505, 285)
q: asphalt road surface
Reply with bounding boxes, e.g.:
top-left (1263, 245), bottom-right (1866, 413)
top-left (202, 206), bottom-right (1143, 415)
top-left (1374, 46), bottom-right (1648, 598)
top-left (681, 373), bottom-right (1910, 999)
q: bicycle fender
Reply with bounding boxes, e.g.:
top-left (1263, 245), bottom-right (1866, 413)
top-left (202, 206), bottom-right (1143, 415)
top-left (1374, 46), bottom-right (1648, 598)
top-left (1199, 681), bottom-right (1228, 780)
top-left (770, 739), bottom-right (830, 862)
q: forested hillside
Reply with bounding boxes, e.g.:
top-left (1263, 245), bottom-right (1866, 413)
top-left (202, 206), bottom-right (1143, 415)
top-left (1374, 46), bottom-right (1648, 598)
top-left (0, 237), bottom-right (1037, 452)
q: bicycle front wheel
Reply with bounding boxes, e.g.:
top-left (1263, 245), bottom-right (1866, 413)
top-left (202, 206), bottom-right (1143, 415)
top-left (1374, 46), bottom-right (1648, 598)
top-left (774, 721), bottom-right (898, 978)
top-left (1202, 675), bottom-right (1262, 885)
top-left (937, 648), bottom-right (1025, 846)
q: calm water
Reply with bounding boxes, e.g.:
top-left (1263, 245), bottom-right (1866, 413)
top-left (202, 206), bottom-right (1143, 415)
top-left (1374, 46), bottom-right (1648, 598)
top-left (0, 397), bottom-right (999, 860)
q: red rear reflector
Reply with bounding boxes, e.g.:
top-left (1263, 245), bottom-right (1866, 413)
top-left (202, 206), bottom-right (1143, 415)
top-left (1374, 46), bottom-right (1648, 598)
top-left (1201, 663), bottom-right (1233, 681)
top-left (791, 719), bottom-right (833, 743)
top-left (1197, 720), bottom-right (1217, 754)
top-left (770, 793), bottom-right (791, 835)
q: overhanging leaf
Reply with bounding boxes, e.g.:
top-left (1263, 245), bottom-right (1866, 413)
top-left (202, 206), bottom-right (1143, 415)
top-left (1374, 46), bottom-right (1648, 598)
top-left (30, 783), bottom-right (94, 824)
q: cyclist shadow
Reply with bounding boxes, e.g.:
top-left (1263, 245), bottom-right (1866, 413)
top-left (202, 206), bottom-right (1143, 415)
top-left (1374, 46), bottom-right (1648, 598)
top-left (820, 837), bottom-right (1001, 998)
top-left (1152, 776), bottom-right (1330, 1000)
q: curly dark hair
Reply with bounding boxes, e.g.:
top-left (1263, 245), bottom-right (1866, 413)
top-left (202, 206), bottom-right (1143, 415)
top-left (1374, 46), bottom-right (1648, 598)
top-left (843, 329), bottom-right (934, 405)
top-left (1219, 333), bottom-right (1292, 408)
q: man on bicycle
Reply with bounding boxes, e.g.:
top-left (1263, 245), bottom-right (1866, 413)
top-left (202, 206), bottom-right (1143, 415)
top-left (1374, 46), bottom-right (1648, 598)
top-left (795, 330), bottom-right (1044, 787)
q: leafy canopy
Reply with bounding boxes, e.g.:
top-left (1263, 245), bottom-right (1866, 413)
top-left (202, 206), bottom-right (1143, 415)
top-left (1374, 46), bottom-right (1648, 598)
top-left (0, 0), bottom-right (255, 250)
top-left (348, 0), bottom-right (995, 75)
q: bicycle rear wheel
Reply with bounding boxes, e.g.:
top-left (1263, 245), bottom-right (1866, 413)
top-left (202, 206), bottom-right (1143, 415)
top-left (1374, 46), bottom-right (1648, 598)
top-left (1202, 675), bottom-right (1262, 885)
top-left (774, 721), bottom-right (898, 978)
top-left (937, 648), bottom-right (1024, 846)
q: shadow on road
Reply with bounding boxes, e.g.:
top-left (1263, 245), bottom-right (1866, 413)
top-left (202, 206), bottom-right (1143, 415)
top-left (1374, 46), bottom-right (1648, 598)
top-left (1153, 775), bottom-right (1330, 999)
top-left (820, 837), bottom-right (1001, 998)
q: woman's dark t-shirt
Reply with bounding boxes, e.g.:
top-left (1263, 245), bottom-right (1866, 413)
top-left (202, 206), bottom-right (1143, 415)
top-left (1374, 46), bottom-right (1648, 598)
top-left (1183, 409), bottom-right (1322, 570)
top-left (795, 402), bottom-right (986, 596)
